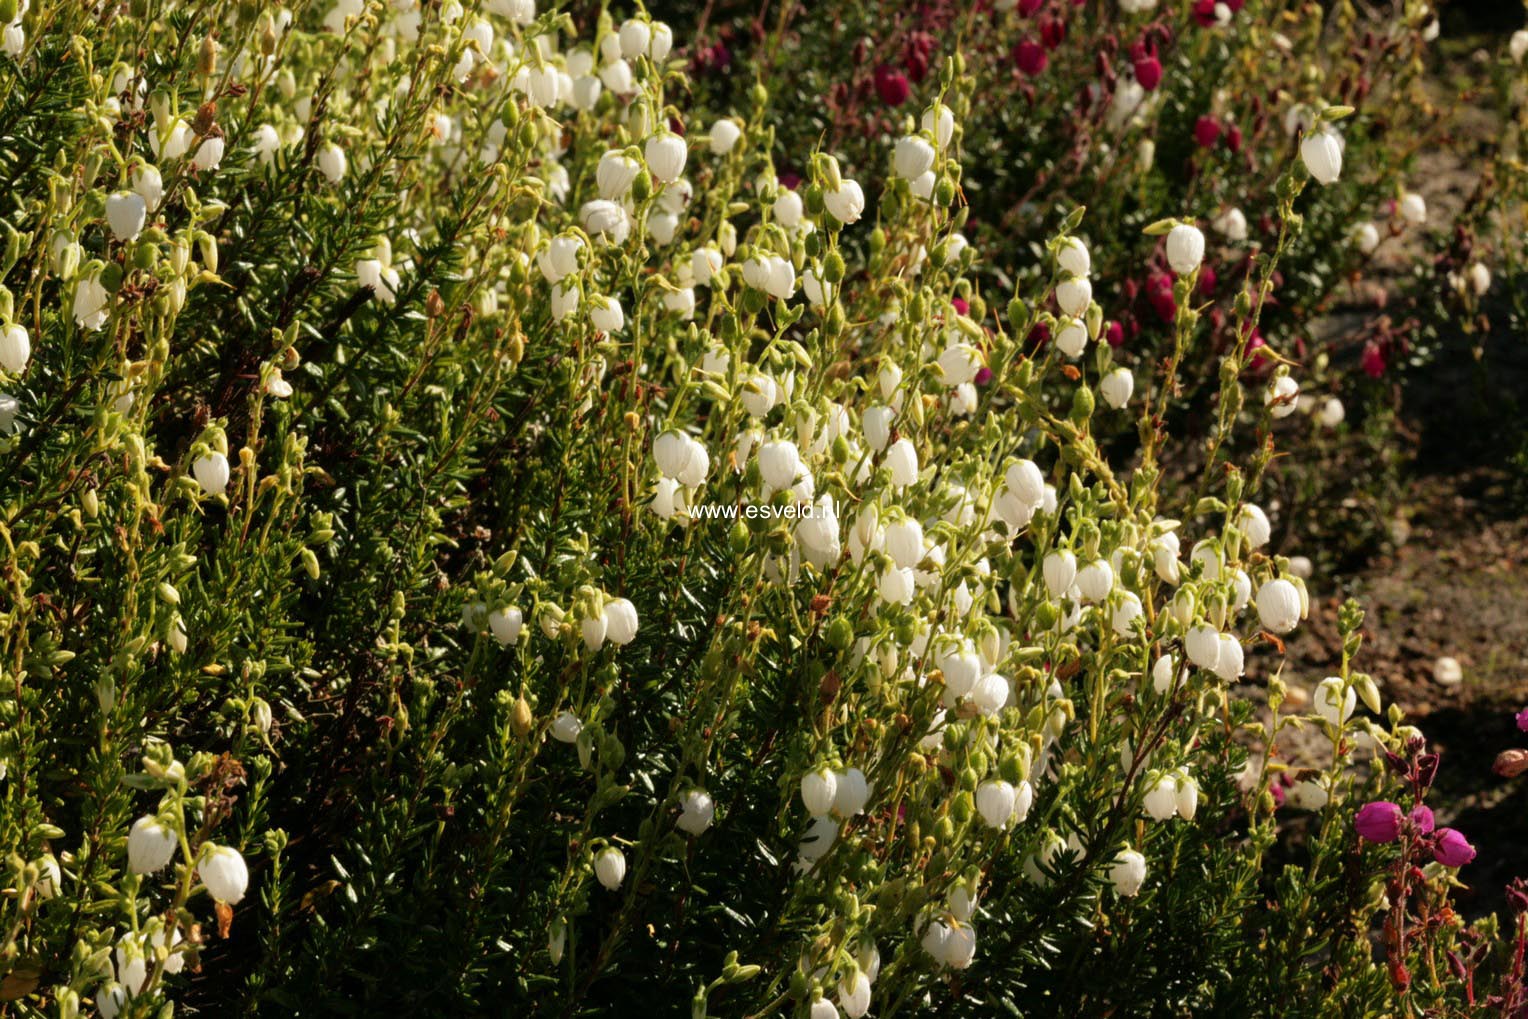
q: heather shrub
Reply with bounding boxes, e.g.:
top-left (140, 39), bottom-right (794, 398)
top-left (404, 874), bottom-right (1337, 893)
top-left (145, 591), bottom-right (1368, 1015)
top-left (0, 3), bottom-right (1523, 1018)
top-left (676, 0), bottom-right (1526, 560)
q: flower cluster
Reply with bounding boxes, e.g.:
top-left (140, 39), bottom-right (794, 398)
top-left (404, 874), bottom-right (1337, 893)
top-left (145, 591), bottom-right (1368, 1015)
top-left (0, 2), bottom-right (1521, 1017)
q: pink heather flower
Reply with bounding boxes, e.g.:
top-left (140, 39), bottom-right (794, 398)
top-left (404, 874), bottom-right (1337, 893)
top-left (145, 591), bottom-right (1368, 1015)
top-left (1013, 41), bottom-right (1048, 76)
top-left (1515, 707), bottom-right (1528, 732)
top-left (974, 366), bottom-right (993, 386)
top-left (1198, 264), bottom-right (1218, 295)
top-left (1192, 0), bottom-right (1217, 26)
top-left (874, 65), bottom-right (911, 107)
top-left (1354, 801), bottom-right (1403, 843)
top-left (1134, 55), bottom-right (1162, 90)
top-left (1194, 116), bottom-right (1222, 148)
top-left (1040, 17), bottom-right (1065, 49)
top-left (1361, 344), bottom-right (1387, 378)
top-left (1104, 321), bottom-right (1124, 347)
top-left (1018, 0), bottom-right (1044, 14)
top-left (1408, 805), bottom-right (1435, 835)
top-left (1432, 828), bottom-right (1476, 868)
top-left (951, 297), bottom-right (969, 316)
top-left (1225, 125), bottom-right (1243, 153)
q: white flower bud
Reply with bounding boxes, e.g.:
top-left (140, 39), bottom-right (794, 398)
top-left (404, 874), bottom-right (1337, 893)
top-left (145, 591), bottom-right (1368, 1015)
top-left (1175, 771), bottom-right (1200, 820)
top-left (800, 766), bottom-right (837, 817)
top-left (838, 971), bottom-right (872, 1018)
top-left (878, 564), bottom-right (915, 605)
top-left (1433, 656), bottom-right (1463, 686)
top-left (810, 998), bottom-right (839, 1019)
top-left (537, 235), bottom-right (583, 283)
top-left (862, 405), bottom-right (893, 452)
top-left (772, 190), bottom-right (804, 228)
top-left (316, 143), bottom-right (347, 184)
top-left (1255, 579), bottom-right (1301, 634)
top-left (1075, 560), bottom-right (1114, 603)
top-left (1109, 849), bottom-right (1147, 896)
top-left (1099, 367), bottom-right (1133, 409)
top-left (1043, 550), bottom-right (1077, 598)
top-left (601, 597), bottom-right (638, 645)
top-left (893, 135), bottom-right (936, 180)
top-left (823, 180), bottom-right (865, 225)
top-left (832, 767), bottom-right (869, 817)
top-left (105, 192), bottom-right (147, 241)
top-left (0, 323), bottom-right (30, 373)
top-left (594, 847), bottom-right (626, 890)
top-left (551, 711), bottom-right (582, 742)
top-left (1165, 224), bottom-right (1205, 275)
top-left (1005, 460), bottom-right (1045, 507)
top-left (883, 517), bottom-right (924, 569)
top-left (1398, 191), bottom-right (1427, 226)
top-left (1238, 504), bottom-right (1271, 548)
top-left (198, 844), bottom-right (248, 904)
top-left (1266, 375), bottom-right (1299, 418)
top-left (885, 438), bottom-right (918, 487)
top-left (1054, 318), bottom-right (1088, 359)
top-left (975, 780), bottom-right (1018, 829)
top-left (127, 816), bottom-right (178, 875)
top-left (922, 103), bottom-right (955, 147)
top-left (1348, 221), bottom-right (1380, 256)
top-left (1300, 128), bottom-right (1342, 185)
top-left (1054, 275), bottom-right (1091, 317)
top-left (1213, 207), bottom-right (1248, 241)
top-left (193, 452), bottom-right (230, 497)
top-left (1111, 592), bottom-right (1144, 636)
top-left (644, 132), bottom-right (687, 184)
top-left (758, 440), bottom-right (802, 490)
top-left (192, 136), bottom-right (225, 171)
top-left (1314, 676), bottom-right (1355, 725)
top-left (1213, 634), bottom-right (1244, 681)
top-left (618, 18), bottom-right (650, 58)
top-left (708, 118), bottom-right (741, 155)
top-left (1143, 773), bottom-right (1178, 820)
top-left (1057, 237), bottom-right (1090, 277)
top-left (1185, 624), bottom-right (1222, 672)
top-left (677, 790), bottom-right (715, 835)
top-left (596, 150), bottom-right (641, 199)
top-left (649, 22), bottom-right (673, 61)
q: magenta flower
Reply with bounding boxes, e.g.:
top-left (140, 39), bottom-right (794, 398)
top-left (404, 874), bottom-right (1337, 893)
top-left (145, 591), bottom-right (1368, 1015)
top-left (1408, 805), bottom-right (1435, 834)
top-left (1361, 343), bottom-right (1386, 378)
top-left (1353, 801), bottom-right (1403, 843)
top-left (1194, 116), bottom-right (1221, 148)
top-left (1013, 41), bottom-right (1048, 77)
top-left (873, 65), bottom-right (911, 107)
top-left (1432, 828), bottom-right (1476, 868)
top-left (1515, 706), bottom-right (1528, 732)
top-left (1134, 55), bottom-right (1162, 90)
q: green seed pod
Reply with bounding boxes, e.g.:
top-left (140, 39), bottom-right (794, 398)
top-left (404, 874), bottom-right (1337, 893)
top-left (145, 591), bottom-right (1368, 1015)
top-left (1069, 385), bottom-right (1094, 425)
top-left (132, 240), bottom-right (158, 271)
top-left (825, 615), bottom-right (854, 651)
top-left (935, 175), bottom-right (957, 207)
top-left (823, 249), bottom-right (845, 284)
top-left (868, 228), bottom-right (886, 257)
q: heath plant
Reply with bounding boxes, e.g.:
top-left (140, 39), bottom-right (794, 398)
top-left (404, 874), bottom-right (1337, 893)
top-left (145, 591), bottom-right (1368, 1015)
top-left (0, 3), bottom-right (1522, 1019)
